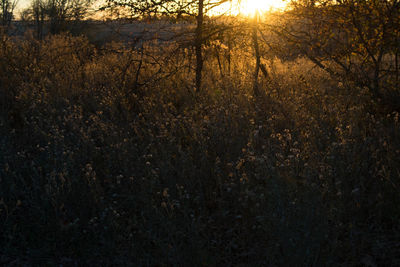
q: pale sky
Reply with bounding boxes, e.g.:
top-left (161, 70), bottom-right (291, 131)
top-left (15, 0), bottom-right (288, 18)
top-left (15, 0), bottom-right (30, 14)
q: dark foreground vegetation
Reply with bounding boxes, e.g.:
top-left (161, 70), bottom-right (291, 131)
top-left (1, 1), bottom-right (400, 265)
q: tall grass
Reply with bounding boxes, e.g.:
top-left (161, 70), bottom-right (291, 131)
top-left (0, 31), bottom-right (399, 265)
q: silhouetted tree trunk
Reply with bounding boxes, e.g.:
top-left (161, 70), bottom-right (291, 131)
top-left (215, 46), bottom-right (224, 78)
top-left (227, 33), bottom-right (231, 75)
top-left (252, 12), bottom-right (260, 97)
top-left (32, 0), bottom-right (45, 40)
top-left (195, 0), bottom-right (204, 92)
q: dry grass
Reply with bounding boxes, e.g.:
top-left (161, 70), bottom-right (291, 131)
top-left (0, 31), bottom-right (399, 265)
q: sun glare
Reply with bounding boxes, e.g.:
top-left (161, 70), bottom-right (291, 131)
top-left (240, 0), bottom-right (287, 16)
top-left (214, 0), bottom-right (287, 17)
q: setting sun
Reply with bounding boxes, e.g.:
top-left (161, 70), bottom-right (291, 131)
top-left (213, 0), bottom-right (288, 17)
top-left (239, 0), bottom-right (287, 16)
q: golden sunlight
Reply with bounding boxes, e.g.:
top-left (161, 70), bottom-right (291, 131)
top-left (239, 0), bottom-right (287, 16)
top-left (214, 0), bottom-right (288, 17)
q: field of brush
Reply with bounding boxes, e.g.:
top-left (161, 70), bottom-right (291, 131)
top-left (0, 24), bottom-right (399, 265)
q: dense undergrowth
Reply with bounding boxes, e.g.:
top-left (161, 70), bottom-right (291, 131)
top-left (1, 32), bottom-right (399, 265)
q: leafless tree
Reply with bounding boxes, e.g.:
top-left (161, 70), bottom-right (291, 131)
top-left (22, 0), bottom-right (93, 36)
top-left (102, 0), bottom-right (230, 92)
top-left (1, 0), bottom-right (17, 28)
top-left (270, 0), bottom-right (400, 108)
